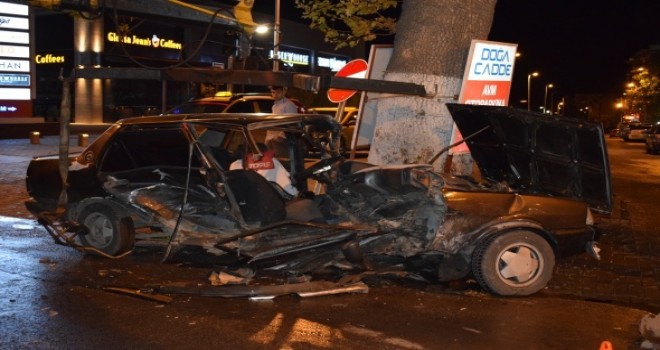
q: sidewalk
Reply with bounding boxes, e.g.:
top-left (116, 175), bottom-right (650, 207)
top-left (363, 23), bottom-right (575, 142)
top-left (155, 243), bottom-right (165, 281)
top-left (0, 135), bottom-right (95, 218)
top-left (1, 135), bottom-right (659, 313)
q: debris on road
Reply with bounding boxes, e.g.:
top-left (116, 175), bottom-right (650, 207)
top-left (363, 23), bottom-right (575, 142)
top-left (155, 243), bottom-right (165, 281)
top-left (158, 280), bottom-right (369, 299)
top-left (640, 312), bottom-right (660, 349)
top-left (102, 286), bottom-right (173, 303)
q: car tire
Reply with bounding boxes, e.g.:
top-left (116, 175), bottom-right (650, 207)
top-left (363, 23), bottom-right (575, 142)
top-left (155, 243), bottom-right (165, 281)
top-left (79, 203), bottom-right (134, 256)
top-left (472, 230), bottom-right (555, 296)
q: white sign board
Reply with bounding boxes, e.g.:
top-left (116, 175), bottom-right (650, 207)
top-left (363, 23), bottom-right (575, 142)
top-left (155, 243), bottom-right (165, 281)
top-left (0, 59), bottom-right (29, 72)
top-left (0, 1), bottom-right (32, 111)
top-left (450, 39), bottom-right (518, 154)
top-left (0, 1), bottom-right (29, 16)
top-left (0, 16), bottom-right (29, 31)
top-left (353, 45), bottom-right (393, 151)
top-left (0, 87), bottom-right (30, 100)
top-left (0, 30), bottom-right (29, 44)
top-left (0, 44), bottom-right (29, 58)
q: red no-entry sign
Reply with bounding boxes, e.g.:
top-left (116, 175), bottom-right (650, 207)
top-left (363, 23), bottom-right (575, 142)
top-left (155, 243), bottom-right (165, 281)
top-left (327, 59), bottom-right (368, 103)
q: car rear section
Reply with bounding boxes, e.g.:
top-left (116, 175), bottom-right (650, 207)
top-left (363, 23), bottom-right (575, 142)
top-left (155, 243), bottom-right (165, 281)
top-left (646, 123), bottom-right (660, 154)
top-left (623, 123), bottom-right (652, 142)
top-left (441, 104), bottom-right (612, 295)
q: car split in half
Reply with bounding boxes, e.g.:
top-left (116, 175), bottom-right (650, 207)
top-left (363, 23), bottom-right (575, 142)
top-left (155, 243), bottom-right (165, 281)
top-left (25, 104), bottom-right (612, 296)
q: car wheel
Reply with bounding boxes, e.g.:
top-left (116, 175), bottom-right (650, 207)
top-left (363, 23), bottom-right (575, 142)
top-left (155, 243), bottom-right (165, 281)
top-left (79, 203), bottom-right (134, 256)
top-left (472, 230), bottom-right (555, 296)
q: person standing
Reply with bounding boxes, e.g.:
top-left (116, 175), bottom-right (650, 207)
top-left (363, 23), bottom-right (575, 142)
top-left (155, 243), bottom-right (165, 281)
top-left (270, 86), bottom-right (298, 114)
top-left (266, 86), bottom-right (298, 155)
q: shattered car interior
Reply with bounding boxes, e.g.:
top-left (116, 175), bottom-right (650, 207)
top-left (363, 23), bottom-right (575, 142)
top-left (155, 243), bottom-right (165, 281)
top-left (25, 105), bottom-right (613, 297)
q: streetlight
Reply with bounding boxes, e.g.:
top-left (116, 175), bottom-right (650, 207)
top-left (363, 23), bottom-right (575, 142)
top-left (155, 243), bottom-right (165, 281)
top-left (255, 24), bottom-right (268, 34)
top-left (544, 83), bottom-right (554, 114)
top-left (254, 1), bottom-right (281, 72)
top-left (527, 72), bottom-right (539, 111)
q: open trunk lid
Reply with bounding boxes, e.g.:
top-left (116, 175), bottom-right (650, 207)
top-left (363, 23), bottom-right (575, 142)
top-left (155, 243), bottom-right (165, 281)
top-left (446, 104), bottom-right (613, 213)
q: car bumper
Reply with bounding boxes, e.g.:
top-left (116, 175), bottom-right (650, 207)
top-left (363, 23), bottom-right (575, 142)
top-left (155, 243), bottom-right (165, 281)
top-left (553, 225), bottom-right (600, 258)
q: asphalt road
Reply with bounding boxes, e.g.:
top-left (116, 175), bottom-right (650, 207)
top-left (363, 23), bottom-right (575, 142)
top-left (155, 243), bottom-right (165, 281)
top-left (0, 135), bottom-right (657, 349)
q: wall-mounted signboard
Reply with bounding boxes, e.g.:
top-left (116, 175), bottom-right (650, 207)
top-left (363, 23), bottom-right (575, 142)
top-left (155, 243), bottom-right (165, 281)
top-left (0, 1), bottom-right (32, 115)
top-left (0, 44), bottom-right (29, 58)
top-left (0, 15), bottom-right (29, 30)
top-left (0, 73), bottom-right (29, 86)
top-left (317, 53), bottom-right (349, 72)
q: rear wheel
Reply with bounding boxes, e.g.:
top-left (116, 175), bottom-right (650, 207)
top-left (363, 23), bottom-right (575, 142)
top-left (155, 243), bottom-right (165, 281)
top-left (79, 203), bottom-right (134, 256)
top-left (472, 230), bottom-right (555, 296)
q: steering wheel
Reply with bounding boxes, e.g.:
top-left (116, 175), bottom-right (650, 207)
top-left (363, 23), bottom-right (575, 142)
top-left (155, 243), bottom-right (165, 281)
top-left (294, 155), bottom-right (343, 183)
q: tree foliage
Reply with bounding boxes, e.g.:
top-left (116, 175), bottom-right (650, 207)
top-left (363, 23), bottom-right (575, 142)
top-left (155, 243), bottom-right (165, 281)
top-left (627, 47), bottom-right (660, 120)
top-left (294, 0), bottom-right (399, 49)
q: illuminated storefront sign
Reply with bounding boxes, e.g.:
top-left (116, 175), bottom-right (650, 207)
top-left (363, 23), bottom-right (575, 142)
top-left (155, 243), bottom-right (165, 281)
top-left (0, 1), bottom-right (32, 109)
top-left (106, 31), bottom-right (182, 50)
top-left (317, 56), bottom-right (348, 72)
top-left (0, 44), bottom-right (29, 58)
top-left (450, 39), bottom-right (518, 154)
top-left (0, 1), bottom-right (29, 16)
top-left (0, 87), bottom-right (30, 100)
top-left (269, 49), bottom-right (309, 66)
top-left (0, 59), bottom-right (29, 72)
top-left (0, 73), bottom-right (29, 86)
top-left (0, 16), bottom-right (29, 30)
top-left (35, 54), bottom-right (65, 64)
top-left (0, 29), bottom-right (29, 44)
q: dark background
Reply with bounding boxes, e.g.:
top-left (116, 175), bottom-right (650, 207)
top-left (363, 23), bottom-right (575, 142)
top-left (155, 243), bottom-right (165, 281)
top-left (248, 0), bottom-right (660, 101)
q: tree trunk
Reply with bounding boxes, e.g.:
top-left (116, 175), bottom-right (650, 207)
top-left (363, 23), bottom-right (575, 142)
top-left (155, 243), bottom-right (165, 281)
top-left (368, 0), bottom-right (497, 174)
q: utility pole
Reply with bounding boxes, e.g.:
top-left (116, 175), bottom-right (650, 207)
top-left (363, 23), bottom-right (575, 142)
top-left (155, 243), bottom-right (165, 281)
top-left (273, 0), bottom-right (281, 72)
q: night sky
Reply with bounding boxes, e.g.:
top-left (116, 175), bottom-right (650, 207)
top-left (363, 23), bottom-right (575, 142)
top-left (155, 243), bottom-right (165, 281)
top-left (489, 0), bottom-right (660, 105)
top-left (249, 0), bottom-right (659, 102)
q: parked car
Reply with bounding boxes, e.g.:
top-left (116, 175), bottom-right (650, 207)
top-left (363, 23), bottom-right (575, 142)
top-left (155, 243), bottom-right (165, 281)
top-left (646, 122), bottom-right (660, 154)
top-left (609, 128), bottom-right (620, 138)
top-left (166, 92), bottom-right (234, 114)
top-left (621, 122), bottom-right (652, 142)
top-left (168, 92), bottom-right (306, 115)
top-left (308, 106), bottom-right (359, 151)
top-left (25, 105), bottom-right (612, 296)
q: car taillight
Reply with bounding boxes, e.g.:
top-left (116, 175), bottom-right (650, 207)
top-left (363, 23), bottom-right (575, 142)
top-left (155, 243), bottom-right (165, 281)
top-left (586, 207), bottom-right (594, 225)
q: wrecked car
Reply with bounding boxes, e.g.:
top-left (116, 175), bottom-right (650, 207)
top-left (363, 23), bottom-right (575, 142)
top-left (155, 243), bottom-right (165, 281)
top-left (25, 104), bottom-right (612, 296)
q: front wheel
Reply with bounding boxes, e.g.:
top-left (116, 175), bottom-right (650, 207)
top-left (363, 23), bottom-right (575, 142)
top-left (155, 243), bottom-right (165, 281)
top-left (79, 203), bottom-right (134, 256)
top-left (472, 230), bottom-right (555, 296)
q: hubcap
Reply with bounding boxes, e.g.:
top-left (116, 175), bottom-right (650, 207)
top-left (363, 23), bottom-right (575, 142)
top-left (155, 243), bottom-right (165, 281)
top-left (497, 244), bottom-right (542, 286)
top-left (83, 213), bottom-right (113, 248)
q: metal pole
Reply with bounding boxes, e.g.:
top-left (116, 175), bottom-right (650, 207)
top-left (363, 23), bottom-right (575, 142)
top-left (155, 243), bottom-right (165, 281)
top-left (550, 92), bottom-right (554, 114)
top-left (273, 0), bottom-right (280, 72)
top-left (543, 84), bottom-right (553, 114)
top-left (527, 74), bottom-right (532, 111)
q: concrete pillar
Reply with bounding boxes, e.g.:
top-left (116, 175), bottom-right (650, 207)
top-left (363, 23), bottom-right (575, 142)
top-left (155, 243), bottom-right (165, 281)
top-left (73, 15), bottom-right (104, 124)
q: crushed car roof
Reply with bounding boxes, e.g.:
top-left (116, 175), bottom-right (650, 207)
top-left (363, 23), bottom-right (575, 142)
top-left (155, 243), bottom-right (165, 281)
top-left (446, 104), bottom-right (613, 213)
top-left (117, 113), bottom-right (339, 130)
